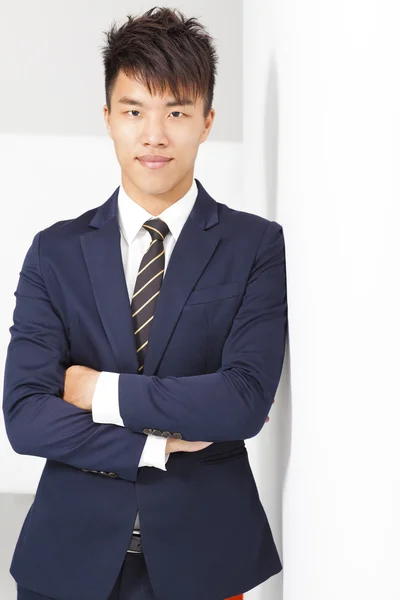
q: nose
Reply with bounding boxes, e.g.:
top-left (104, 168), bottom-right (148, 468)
top-left (139, 115), bottom-right (168, 147)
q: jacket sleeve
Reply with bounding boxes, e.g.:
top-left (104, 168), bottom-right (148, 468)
top-left (2, 231), bottom-right (147, 483)
top-left (118, 220), bottom-right (288, 442)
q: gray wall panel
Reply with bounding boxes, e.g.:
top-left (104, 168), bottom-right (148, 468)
top-left (0, 0), bottom-right (242, 140)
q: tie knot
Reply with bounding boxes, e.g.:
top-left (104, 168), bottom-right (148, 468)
top-left (143, 218), bottom-right (170, 242)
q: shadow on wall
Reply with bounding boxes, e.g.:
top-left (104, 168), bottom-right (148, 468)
top-left (254, 52), bottom-right (293, 600)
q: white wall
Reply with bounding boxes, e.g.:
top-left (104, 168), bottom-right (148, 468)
top-left (244, 1), bottom-right (400, 600)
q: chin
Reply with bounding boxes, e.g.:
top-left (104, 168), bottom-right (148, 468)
top-left (140, 181), bottom-right (167, 194)
top-left (137, 178), bottom-right (178, 196)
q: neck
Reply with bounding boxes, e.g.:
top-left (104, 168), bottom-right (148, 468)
top-left (121, 172), bottom-right (194, 216)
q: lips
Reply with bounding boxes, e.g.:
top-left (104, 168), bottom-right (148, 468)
top-left (137, 156), bottom-right (172, 170)
top-left (138, 155), bottom-right (171, 162)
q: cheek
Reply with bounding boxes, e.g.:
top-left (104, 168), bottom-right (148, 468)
top-left (112, 133), bottom-right (136, 163)
top-left (175, 136), bottom-right (199, 161)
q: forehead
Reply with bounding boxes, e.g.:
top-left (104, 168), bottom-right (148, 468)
top-left (112, 70), bottom-right (200, 108)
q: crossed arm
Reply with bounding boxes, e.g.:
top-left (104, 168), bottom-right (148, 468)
top-left (62, 365), bottom-right (273, 424)
top-left (62, 364), bottom-right (216, 456)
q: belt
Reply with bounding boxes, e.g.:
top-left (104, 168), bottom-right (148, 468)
top-left (126, 530), bottom-right (143, 554)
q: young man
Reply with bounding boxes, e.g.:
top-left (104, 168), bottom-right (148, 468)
top-left (3, 6), bottom-right (287, 600)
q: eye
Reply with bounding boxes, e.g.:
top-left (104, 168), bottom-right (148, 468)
top-left (126, 110), bottom-right (185, 118)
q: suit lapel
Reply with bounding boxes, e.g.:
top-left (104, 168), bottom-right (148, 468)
top-left (80, 198), bottom-right (139, 373)
top-left (80, 179), bottom-right (220, 375)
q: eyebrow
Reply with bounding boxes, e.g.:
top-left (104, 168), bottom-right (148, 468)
top-left (118, 96), bottom-right (194, 108)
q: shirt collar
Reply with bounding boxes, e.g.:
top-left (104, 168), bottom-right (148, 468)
top-left (117, 178), bottom-right (198, 245)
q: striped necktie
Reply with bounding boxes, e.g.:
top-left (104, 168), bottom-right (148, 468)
top-left (131, 218), bottom-right (170, 373)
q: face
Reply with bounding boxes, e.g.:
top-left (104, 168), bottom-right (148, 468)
top-left (104, 70), bottom-right (215, 211)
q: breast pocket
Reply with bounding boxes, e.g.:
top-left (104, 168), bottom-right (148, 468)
top-left (185, 281), bottom-right (240, 306)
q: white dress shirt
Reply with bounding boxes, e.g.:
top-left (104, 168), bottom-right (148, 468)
top-left (92, 178), bottom-right (199, 471)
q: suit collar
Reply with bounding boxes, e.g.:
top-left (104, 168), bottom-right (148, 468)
top-left (88, 178), bottom-right (219, 232)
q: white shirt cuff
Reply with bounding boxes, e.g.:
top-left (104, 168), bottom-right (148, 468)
top-left (92, 371), bottom-right (123, 426)
top-left (138, 434), bottom-right (170, 470)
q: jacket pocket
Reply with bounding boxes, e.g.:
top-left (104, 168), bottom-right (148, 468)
top-left (185, 281), bottom-right (240, 306)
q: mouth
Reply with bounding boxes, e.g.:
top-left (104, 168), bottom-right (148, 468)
top-left (136, 157), bottom-right (173, 170)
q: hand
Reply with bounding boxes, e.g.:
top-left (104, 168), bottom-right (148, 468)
top-left (166, 438), bottom-right (214, 454)
top-left (63, 365), bottom-right (100, 411)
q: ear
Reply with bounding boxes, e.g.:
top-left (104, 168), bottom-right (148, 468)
top-left (200, 108), bottom-right (216, 144)
top-left (103, 105), bottom-right (113, 139)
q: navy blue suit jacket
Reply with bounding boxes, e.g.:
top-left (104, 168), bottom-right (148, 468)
top-left (3, 178), bottom-right (287, 600)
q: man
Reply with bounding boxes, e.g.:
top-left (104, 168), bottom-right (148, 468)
top-left (3, 6), bottom-right (287, 600)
